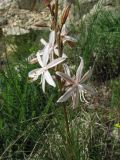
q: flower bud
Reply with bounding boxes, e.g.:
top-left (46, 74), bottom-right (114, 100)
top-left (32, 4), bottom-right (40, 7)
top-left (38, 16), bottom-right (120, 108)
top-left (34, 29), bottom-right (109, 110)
top-left (61, 4), bottom-right (71, 25)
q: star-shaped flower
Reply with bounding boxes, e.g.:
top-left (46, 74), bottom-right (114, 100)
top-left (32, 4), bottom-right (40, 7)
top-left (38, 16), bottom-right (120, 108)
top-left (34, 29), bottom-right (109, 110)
top-left (40, 31), bottom-right (59, 59)
top-left (27, 30), bottom-right (59, 65)
top-left (28, 53), bottom-right (66, 92)
top-left (56, 57), bottom-right (95, 109)
top-left (27, 50), bottom-right (44, 64)
top-left (61, 24), bottom-right (77, 47)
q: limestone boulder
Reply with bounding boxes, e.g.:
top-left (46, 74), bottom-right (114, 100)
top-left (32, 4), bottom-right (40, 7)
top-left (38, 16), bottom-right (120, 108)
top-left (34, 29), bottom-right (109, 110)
top-left (17, 0), bottom-right (51, 11)
top-left (0, 0), bottom-right (12, 10)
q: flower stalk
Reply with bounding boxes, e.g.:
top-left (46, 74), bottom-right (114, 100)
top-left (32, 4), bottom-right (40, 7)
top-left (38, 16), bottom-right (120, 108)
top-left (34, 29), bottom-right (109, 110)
top-left (27, 0), bottom-right (95, 159)
top-left (63, 105), bottom-right (75, 160)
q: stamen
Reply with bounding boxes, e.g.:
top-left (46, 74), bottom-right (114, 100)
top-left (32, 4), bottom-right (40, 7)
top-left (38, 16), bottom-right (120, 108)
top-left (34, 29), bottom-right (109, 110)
top-left (80, 91), bottom-right (84, 102)
top-left (82, 91), bottom-right (89, 104)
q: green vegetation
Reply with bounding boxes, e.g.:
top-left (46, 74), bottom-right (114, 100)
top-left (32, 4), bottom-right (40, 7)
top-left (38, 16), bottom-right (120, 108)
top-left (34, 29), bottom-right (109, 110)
top-left (0, 7), bottom-right (120, 160)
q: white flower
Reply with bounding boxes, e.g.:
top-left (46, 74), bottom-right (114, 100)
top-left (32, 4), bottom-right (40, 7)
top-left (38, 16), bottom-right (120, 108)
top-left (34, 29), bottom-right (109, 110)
top-left (56, 57), bottom-right (95, 109)
top-left (27, 50), bottom-right (44, 64)
top-left (61, 24), bottom-right (77, 47)
top-left (40, 31), bottom-right (59, 60)
top-left (28, 31), bottom-right (59, 65)
top-left (28, 54), bottom-right (66, 92)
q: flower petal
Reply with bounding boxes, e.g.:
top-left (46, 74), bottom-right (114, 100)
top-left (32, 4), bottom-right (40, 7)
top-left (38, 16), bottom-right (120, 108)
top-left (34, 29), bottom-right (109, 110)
top-left (61, 24), bottom-right (68, 36)
top-left (49, 31), bottom-right (55, 45)
top-left (80, 67), bottom-right (92, 83)
top-left (78, 85), bottom-right (84, 92)
top-left (44, 70), bottom-right (56, 87)
top-left (72, 89), bottom-right (79, 109)
top-left (28, 68), bottom-right (44, 81)
top-left (57, 85), bottom-right (77, 103)
top-left (63, 35), bottom-right (77, 44)
top-left (63, 63), bottom-right (71, 76)
top-left (76, 57), bottom-right (84, 82)
top-left (62, 53), bottom-right (68, 59)
top-left (28, 75), bottom-right (39, 82)
top-left (40, 38), bottom-right (47, 46)
top-left (28, 53), bottom-right (37, 64)
top-left (47, 57), bottom-right (66, 69)
top-left (28, 50), bottom-right (43, 64)
top-left (37, 53), bottom-right (44, 67)
top-left (37, 49), bottom-right (44, 56)
top-left (42, 44), bottom-right (50, 65)
top-left (42, 74), bottom-right (46, 93)
top-left (56, 71), bottom-right (74, 84)
top-left (54, 47), bottom-right (59, 56)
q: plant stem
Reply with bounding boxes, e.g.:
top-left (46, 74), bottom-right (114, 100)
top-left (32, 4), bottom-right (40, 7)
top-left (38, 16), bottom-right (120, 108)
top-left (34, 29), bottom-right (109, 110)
top-left (48, 1), bottom-right (74, 159)
top-left (55, 0), bottom-right (58, 39)
top-left (55, 0), bottom-right (58, 26)
top-left (58, 27), bottom-right (63, 57)
top-left (63, 105), bottom-right (70, 139)
top-left (63, 105), bottom-right (74, 160)
top-left (55, 2), bottom-right (73, 158)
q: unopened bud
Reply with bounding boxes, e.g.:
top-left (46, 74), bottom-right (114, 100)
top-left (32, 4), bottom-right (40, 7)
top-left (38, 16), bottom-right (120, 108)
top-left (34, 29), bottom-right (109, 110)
top-left (61, 4), bottom-right (71, 25)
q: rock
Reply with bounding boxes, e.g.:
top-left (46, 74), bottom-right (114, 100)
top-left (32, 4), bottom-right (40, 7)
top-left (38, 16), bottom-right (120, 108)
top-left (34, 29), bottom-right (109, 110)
top-left (0, 18), bottom-right (8, 27)
top-left (0, 0), bottom-right (118, 59)
top-left (0, 0), bottom-right (12, 10)
top-left (67, 0), bottom-right (119, 25)
top-left (17, 0), bottom-right (36, 10)
top-left (17, 0), bottom-right (47, 11)
top-left (74, 0), bottom-right (98, 19)
top-left (3, 26), bottom-right (29, 36)
top-left (0, 0), bottom-right (51, 36)
top-left (80, 0), bottom-right (119, 23)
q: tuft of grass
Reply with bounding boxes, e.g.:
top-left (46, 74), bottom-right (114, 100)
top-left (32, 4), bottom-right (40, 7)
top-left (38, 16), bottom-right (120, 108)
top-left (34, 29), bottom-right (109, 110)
top-left (109, 76), bottom-right (120, 108)
top-left (29, 107), bottom-right (120, 160)
top-left (69, 8), bottom-right (120, 82)
top-left (4, 30), bottom-right (49, 63)
top-left (0, 59), bottom-right (58, 159)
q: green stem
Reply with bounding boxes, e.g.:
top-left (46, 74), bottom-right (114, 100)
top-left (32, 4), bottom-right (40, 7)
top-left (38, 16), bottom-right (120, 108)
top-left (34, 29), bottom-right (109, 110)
top-left (63, 105), bottom-right (74, 160)
top-left (63, 105), bottom-right (70, 138)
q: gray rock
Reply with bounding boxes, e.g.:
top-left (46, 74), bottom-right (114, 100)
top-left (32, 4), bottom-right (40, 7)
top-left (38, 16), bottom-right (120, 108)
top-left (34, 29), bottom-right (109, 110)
top-left (3, 26), bottom-right (29, 36)
top-left (17, 0), bottom-right (45, 11)
top-left (67, 0), bottom-right (118, 24)
top-left (0, 0), bottom-right (12, 10)
top-left (75, 0), bottom-right (98, 18)
top-left (0, 18), bottom-right (8, 27)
